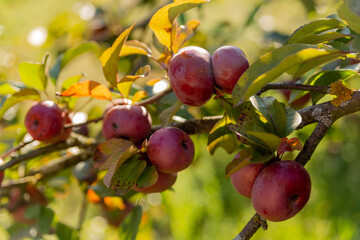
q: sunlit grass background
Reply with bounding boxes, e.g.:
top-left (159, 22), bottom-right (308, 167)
top-left (1, 0), bottom-right (359, 239)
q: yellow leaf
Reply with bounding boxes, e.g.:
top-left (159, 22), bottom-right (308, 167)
top-left (120, 40), bottom-right (152, 57)
top-left (100, 25), bottom-right (134, 88)
top-left (172, 19), bottom-right (201, 53)
top-left (146, 78), bottom-right (162, 86)
top-left (60, 80), bottom-right (112, 100)
top-left (149, 0), bottom-right (209, 50)
top-left (132, 90), bottom-right (148, 103)
top-left (117, 65), bottom-right (151, 98)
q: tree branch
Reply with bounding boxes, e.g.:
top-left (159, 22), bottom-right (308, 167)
top-left (257, 83), bottom-right (329, 95)
top-left (234, 214), bottom-right (267, 240)
top-left (0, 134), bottom-right (97, 172)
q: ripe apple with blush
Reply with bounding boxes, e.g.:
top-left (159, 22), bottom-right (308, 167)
top-left (25, 101), bottom-right (72, 143)
top-left (231, 161), bottom-right (264, 198)
top-left (102, 104), bottom-right (152, 143)
top-left (134, 170), bottom-right (177, 193)
top-left (212, 45), bottom-right (249, 94)
top-left (168, 46), bottom-right (215, 106)
top-left (147, 127), bottom-right (194, 174)
top-left (251, 160), bottom-right (311, 222)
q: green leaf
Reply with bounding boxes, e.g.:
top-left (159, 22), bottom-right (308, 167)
top-left (207, 114), bottom-right (240, 155)
top-left (288, 32), bottom-right (353, 45)
top-left (284, 107), bottom-right (302, 136)
top-left (286, 18), bottom-right (345, 44)
top-left (0, 88), bottom-right (41, 119)
top-left (0, 83), bottom-right (19, 95)
top-left (245, 131), bottom-right (282, 153)
top-left (149, 0), bottom-right (209, 50)
top-left (338, 0), bottom-right (360, 34)
top-left (55, 222), bottom-right (79, 240)
top-left (102, 145), bottom-right (138, 188)
top-left (119, 205), bottom-right (143, 240)
top-left (250, 96), bottom-right (287, 137)
top-left (229, 124), bottom-right (268, 151)
top-left (18, 53), bottom-right (50, 91)
top-left (101, 25), bottom-right (134, 88)
top-left (159, 100), bottom-right (183, 126)
top-left (136, 165), bottom-right (158, 189)
top-left (225, 147), bottom-right (272, 177)
top-left (37, 207), bottom-right (55, 234)
top-left (117, 65), bottom-right (151, 98)
top-left (62, 42), bottom-right (99, 68)
top-left (232, 44), bottom-right (350, 106)
top-left (50, 42), bottom-right (99, 82)
top-left (305, 70), bottom-right (359, 104)
top-left (110, 155), bottom-right (146, 195)
top-left (61, 75), bottom-right (84, 90)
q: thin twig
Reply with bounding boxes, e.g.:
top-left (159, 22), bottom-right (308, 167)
top-left (135, 87), bottom-right (173, 106)
top-left (64, 116), bottom-right (103, 129)
top-left (0, 139), bottom-right (35, 159)
top-left (257, 83), bottom-right (329, 95)
top-left (0, 134), bottom-right (97, 172)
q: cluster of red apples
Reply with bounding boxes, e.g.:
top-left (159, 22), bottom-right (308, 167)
top-left (102, 102), bottom-right (195, 193)
top-left (23, 44), bottom-right (312, 222)
top-left (231, 159), bottom-right (311, 222)
top-left (169, 45), bottom-right (249, 106)
top-left (24, 99), bottom-right (195, 194)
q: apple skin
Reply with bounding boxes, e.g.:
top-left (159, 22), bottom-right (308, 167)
top-left (25, 101), bottom-right (72, 143)
top-left (147, 127), bottom-right (195, 174)
top-left (168, 46), bottom-right (215, 106)
top-left (134, 171), bottom-right (177, 193)
top-left (231, 162), bottom-right (264, 198)
top-left (251, 160), bottom-right (311, 222)
top-left (212, 45), bottom-right (249, 94)
top-left (102, 105), bottom-right (152, 143)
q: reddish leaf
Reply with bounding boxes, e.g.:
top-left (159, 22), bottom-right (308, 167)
top-left (278, 137), bottom-right (303, 156)
top-left (93, 139), bottom-right (135, 170)
top-left (60, 80), bottom-right (112, 100)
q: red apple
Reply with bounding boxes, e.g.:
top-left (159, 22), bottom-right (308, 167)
top-left (102, 105), bottom-right (152, 143)
top-left (147, 127), bottom-right (194, 173)
top-left (168, 46), bottom-right (215, 106)
top-left (231, 162), bottom-right (264, 198)
top-left (212, 45), bottom-right (249, 94)
top-left (251, 160), bottom-right (311, 222)
top-left (134, 170), bottom-right (177, 193)
top-left (25, 101), bottom-right (72, 143)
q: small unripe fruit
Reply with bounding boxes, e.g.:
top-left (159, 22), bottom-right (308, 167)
top-left (25, 101), bottom-right (72, 143)
top-left (134, 171), bottom-right (177, 193)
top-left (231, 162), bottom-right (264, 198)
top-left (169, 46), bottom-right (215, 106)
top-left (251, 160), bottom-right (311, 222)
top-left (102, 105), bottom-right (152, 143)
top-left (147, 127), bottom-right (195, 173)
top-left (212, 45), bottom-right (249, 94)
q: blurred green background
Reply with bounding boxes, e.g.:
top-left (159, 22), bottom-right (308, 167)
top-left (1, 0), bottom-right (360, 239)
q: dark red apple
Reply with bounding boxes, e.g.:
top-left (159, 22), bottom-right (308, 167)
top-left (25, 101), bottom-right (72, 143)
top-left (102, 105), bottom-right (152, 143)
top-left (134, 170), bottom-right (177, 193)
top-left (251, 160), bottom-right (311, 222)
top-left (212, 45), bottom-right (249, 94)
top-left (231, 162), bottom-right (264, 198)
top-left (168, 46), bottom-right (215, 106)
top-left (147, 127), bottom-right (194, 173)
